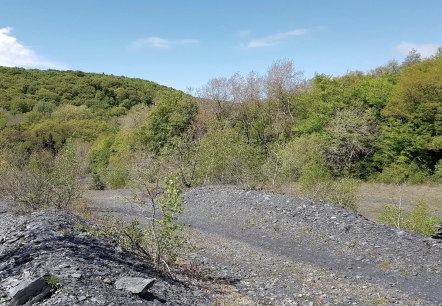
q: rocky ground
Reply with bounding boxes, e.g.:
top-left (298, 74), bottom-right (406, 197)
top-left (1, 186), bottom-right (442, 305)
top-left (0, 208), bottom-right (214, 305)
top-left (180, 188), bottom-right (442, 305)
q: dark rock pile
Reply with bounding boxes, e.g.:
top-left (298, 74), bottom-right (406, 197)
top-left (433, 224), bottom-right (442, 240)
top-left (0, 209), bottom-right (212, 305)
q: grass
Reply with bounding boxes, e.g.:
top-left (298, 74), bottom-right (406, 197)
top-left (272, 182), bottom-right (442, 224)
top-left (45, 274), bottom-right (61, 289)
top-left (358, 183), bottom-right (442, 221)
top-left (375, 260), bottom-right (402, 270)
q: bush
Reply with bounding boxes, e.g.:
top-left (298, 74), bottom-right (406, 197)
top-left (326, 177), bottom-right (360, 211)
top-left (0, 142), bottom-right (85, 210)
top-left (89, 136), bottom-right (114, 189)
top-left (378, 200), bottom-right (440, 236)
top-left (433, 160), bottom-right (442, 182)
top-left (298, 161), bottom-right (332, 201)
top-left (376, 157), bottom-right (430, 184)
top-left (278, 134), bottom-right (326, 183)
top-left (194, 122), bottom-right (263, 186)
top-left (123, 160), bottom-right (192, 268)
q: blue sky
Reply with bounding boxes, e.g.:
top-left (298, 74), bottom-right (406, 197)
top-left (1, 0), bottom-right (441, 91)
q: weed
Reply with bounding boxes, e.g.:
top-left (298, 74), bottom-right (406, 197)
top-left (378, 200), bottom-right (440, 236)
top-left (45, 274), bottom-right (61, 289)
top-left (273, 225), bottom-right (281, 233)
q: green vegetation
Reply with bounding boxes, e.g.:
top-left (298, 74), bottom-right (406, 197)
top-left (1, 49), bottom-right (441, 222)
top-left (45, 274), bottom-right (61, 289)
top-left (77, 175), bottom-right (191, 271)
top-left (0, 141), bottom-right (86, 210)
top-left (378, 200), bottom-right (440, 236)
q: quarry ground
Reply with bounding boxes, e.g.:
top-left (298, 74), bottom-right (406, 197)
top-left (83, 186), bottom-right (442, 305)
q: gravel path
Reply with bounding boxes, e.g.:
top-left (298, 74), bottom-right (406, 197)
top-left (85, 187), bottom-right (442, 305)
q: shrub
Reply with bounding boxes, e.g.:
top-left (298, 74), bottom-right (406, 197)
top-left (376, 157), bottom-right (429, 184)
top-left (433, 160), bottom-right (442, 182)
top-left (326, 177), bottom-right (360, 211)
top-left (89, 136), bottom-right (114, 189)
top-left (194, 122), bottom-right (263, 186)
top-left (0, 141), bottom-right (85, 211)
top-left (94, 174), bottom-right (192, 271)
top-left (278, 134), bottom-right (326, 183)
top-left (378, 200), bottom-right (440, 236)
top-left (298, 161), bottom-right (332, 201)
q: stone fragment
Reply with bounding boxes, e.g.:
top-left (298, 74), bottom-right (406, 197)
top-left (8, 275), bottom-right (52, 306)
top-left (71, 273), bottom-right (82, 279)
top-left (432, 224), bottom-right (442, 240)
top-left (115, 277), bottom-right (156, 295)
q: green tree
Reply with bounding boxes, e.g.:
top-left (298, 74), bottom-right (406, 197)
top-left (142, 92), bottom-right (197, 153)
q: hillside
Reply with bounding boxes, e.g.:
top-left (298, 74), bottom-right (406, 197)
top-left (0, 66), bottom-right (185, 149)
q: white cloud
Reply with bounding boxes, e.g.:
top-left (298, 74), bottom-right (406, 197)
top-left (131, 36), bottom-right (199, 49)
top-left (396, 42), bottom-right (439, 58)
top-left (243, 28), bottom-right (308, 49)
top-left (0, 27), bottom-right (65, 69)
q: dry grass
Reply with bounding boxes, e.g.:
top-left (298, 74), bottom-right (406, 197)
top-left (270, 182), bottom-right (442, 222)
top-left (358, 183), bottom-right (442, 221)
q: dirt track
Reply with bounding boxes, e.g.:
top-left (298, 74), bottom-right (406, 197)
top-left (85, 187), bottom-right (442, 305)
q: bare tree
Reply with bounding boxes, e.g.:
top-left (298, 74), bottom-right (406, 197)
top-left (370, 60), bottom-right (401, 76)
top-left (402, 48), bottom-right (422, 67)
top-left (243, 71), bottom-right (264, 103)
top-left (198, 77), bottom-right (230, 121)
top-left (264, 59), bottom-right (304, 118)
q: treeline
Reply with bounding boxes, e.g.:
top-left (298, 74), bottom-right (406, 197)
top-left (0, 49), bottom-right (441, 210)
top-left (192, 51), bottom-right (442, 188)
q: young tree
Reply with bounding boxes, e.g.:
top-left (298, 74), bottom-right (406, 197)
top-left (325, 107), bottom-right (378, 175)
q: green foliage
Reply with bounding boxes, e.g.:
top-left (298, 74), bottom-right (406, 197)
top-left (1, 57), bottom-right (442, 193)
top-left (45, 274), bottom-right (61, 289)
top-left (94, 175), bottom-right (192, 270)
top-left (378, 201), bottom-right (440, 236)
top-left (0, 141), bottom-right (85, 210)
top-left (376, 156), bottom-right (430, 184)
top-left (326, 177), bottom-right (360, 211)
top-left (153, 176), bottom-right (191, 264)
top-left (433, 160), bottom-right (442, 182)
top-left (195, 122), bottom-right (263, 186)
top-left (89, 136), bottom-right (115, 189)
top-left (379, 56), bottom-right (442, 175)
top-left (325, 107), bottom-right (378, 176)
top-left (51, 142), bottom-right (85, 208)
top-left (142, 91), bottom-right (197, 153)
top-left (278, 134), bottom-right (327, 182)
top-left (298, 161), bottom-right (332, 201)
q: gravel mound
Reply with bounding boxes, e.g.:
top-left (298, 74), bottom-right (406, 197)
top-left (179, 187), bottom-right (442, 305)
top-left (0, 209), bottom-right (212, 305)
top-left (9, 186), bottom-right (441, 305)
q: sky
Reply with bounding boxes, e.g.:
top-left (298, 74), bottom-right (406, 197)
top-left (0, 0), bottom-right (441, 91)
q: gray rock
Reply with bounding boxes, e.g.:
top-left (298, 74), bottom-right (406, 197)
top-left (114, 277), bottom-right (156, 295)
top-left (8, 275), bottom-right (52, 306)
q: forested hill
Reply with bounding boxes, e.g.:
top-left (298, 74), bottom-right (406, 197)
top-left (0, 66), bottom-right (189, 154)
top-left (0, 67), bottom-right (178, 113)
top-left (0, 53), bottom-right (442, 201)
